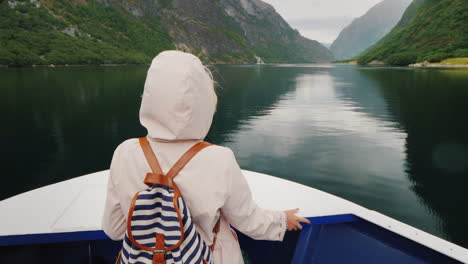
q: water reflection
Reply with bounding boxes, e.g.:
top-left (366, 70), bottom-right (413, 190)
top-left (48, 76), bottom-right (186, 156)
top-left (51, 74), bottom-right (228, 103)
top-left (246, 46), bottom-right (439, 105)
top-left (212, 64), bottom-right (468, 247)
top-left (360, 67), bottom-right (468, 247)
top-left (208, 65), bottom-right (304, 143)
top-left (1, 66), bottom-right (148, 200)
top-left (2, 65), bottom-right (468, 249)
top-left (219, 65), bottom-right (440, 241)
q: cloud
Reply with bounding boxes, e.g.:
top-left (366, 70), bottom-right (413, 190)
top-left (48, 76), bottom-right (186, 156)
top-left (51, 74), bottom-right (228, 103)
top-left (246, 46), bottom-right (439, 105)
top-left (287, 17), bottom-right (355, 43)
top-left (288, 17), bottom-right (355, 31)
top-left (261, 0), bottom-right (382, 43)
top-left (300, 30), bottom-right (341, 44)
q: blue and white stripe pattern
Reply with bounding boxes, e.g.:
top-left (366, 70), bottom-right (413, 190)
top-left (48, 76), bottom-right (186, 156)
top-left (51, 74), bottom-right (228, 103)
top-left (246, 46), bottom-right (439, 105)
top-left (121, 185), bottom-right (213, 264)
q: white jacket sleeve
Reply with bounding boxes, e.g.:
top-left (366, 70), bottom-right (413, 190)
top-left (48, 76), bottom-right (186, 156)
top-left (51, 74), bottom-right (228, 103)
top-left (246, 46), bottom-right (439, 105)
top-left (221, 149), bottom-right (287, 241)
top-left (102, 145), bottom-right (126, 241)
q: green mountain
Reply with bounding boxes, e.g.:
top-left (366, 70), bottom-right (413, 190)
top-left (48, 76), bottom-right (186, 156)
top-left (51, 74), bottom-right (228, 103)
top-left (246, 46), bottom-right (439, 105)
top-left (0, 0), bottom-right (332, 66)
top-left (357, 0), bottom-right (468, 65)
top-left (330, 0), bottom-right (411, 61)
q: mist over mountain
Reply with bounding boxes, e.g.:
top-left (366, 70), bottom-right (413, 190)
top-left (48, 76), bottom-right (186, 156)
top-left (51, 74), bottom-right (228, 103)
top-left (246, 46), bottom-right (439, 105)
top-left (330, 0), bottom-right (411, 61)
top-left (320, 42), bottom-right (332, 49)
top-left (0, 0), bottom-right (332, 66)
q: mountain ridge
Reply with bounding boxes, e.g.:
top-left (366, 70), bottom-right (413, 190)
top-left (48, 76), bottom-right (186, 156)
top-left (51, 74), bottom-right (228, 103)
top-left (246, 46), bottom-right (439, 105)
top-left (330, 0), bottom-right (411, 61)
top-left (0, 0), bottom-right (332, 66)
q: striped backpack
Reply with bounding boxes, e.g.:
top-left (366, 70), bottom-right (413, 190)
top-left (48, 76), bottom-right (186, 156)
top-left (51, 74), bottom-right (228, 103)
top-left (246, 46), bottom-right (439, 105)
top-left (117, 137), bottom-right (220, 264)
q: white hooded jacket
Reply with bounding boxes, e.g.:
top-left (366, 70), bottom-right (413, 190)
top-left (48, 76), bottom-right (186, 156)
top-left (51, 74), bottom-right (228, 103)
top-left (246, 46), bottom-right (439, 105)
top-left (102, 51), bottom-right (287, 263)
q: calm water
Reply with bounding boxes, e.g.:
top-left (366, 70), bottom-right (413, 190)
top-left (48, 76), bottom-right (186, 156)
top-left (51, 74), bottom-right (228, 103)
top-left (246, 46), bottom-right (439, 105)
top-left (2, 65), bottom-right (468, 248)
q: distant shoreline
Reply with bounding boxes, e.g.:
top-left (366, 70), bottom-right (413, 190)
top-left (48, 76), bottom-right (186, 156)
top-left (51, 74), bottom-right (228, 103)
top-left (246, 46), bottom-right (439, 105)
top-left (0, 64), bottom-right (150, 68)
top-left (3, 62), bottom-right (468, 69)
top-left (332, 60), bottom-right (357, 65)
top-left (409, 63), bottom-right (468, 68)
top-left (330, 62), bottom-right (468, 69)
top-left (0, 62), bottom-right (324, 68)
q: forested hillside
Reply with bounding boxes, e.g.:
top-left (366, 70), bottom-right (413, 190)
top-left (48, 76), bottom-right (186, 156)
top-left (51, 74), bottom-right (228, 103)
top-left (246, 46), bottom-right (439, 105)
top-left (0, 0), bottom-right (332, 66)
top-left (357, 0), bottom-right (468, 65)
top-left (0, 0), bottom-right (174, 65)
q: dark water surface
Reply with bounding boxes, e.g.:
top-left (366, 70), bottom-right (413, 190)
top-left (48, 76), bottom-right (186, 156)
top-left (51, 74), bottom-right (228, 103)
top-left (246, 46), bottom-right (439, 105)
top-left (2, 65), bottom-right (468, 248)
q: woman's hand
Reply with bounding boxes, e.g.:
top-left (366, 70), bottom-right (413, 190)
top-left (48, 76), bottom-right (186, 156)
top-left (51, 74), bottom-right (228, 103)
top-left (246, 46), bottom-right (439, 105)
top-left (284, 208), bottom-right (311, 231)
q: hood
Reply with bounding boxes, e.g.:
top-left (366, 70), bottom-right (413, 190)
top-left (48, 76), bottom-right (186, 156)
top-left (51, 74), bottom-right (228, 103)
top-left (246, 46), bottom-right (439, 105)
top-left (139, 51), bottom-right (216, 141)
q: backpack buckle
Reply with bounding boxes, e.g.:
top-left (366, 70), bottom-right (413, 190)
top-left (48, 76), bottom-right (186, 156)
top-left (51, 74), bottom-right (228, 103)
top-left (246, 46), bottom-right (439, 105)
top-left (154, 249), bottom-right (165, 254)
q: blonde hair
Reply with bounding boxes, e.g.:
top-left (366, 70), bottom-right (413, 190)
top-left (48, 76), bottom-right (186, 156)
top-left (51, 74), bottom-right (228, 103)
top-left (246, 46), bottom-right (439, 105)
top-left (203, 65), bottom-right (218, 108)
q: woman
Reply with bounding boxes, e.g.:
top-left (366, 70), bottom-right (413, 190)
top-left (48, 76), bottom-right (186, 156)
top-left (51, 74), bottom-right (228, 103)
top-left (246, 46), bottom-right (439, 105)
top-left (102, 51), bottom-right (310, 263)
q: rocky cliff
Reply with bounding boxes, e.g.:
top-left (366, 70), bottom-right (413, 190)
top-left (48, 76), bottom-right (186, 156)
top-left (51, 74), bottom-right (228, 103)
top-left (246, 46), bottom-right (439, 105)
top-left (0, 0), bottom-right (333, 65)
top-left (96, 0), bottom-right (333, 63)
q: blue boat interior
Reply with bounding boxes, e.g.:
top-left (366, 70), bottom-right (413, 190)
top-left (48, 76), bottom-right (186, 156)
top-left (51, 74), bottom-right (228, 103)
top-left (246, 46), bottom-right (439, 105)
top-left (0, 214), bottom-right (462, 263)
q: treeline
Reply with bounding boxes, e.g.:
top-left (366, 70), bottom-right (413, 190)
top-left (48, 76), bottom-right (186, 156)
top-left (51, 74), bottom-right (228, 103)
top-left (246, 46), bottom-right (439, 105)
top-left (0, 1), bottom-right (174, 66)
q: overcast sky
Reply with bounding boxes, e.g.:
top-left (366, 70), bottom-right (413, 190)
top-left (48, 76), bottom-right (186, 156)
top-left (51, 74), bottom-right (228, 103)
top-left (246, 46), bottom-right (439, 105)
top-left (261, 0), bottom-right (382, 44)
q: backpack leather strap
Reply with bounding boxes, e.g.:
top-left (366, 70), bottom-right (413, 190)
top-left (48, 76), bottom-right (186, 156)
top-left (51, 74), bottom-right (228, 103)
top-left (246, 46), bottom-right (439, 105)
top-left (139, 137), bottom-right (212, 182)
top-left (166, 141), bottom-right (212, 180)
top-left (210, 218), bottom-right (221, 251)
top-left (153, 233), bottom-right (165, 264)
top-left (139, 137), bottom-right (164, 175)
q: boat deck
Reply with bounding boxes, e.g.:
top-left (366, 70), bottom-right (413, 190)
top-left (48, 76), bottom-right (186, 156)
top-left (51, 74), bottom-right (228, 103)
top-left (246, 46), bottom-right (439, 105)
top-left (0, 170), bottom-right (467, 263)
